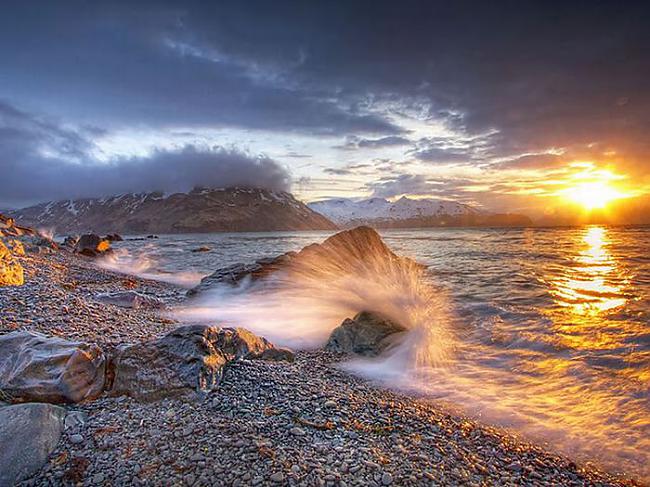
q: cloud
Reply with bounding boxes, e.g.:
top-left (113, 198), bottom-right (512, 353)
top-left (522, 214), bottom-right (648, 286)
top-left (368, 174), bottom-right (441, 198)
top-left (0, 102), bottom-right (291, 207)
top-left (493, 153), bottom-right (564, 170)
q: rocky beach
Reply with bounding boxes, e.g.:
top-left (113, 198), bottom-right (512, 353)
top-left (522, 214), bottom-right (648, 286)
top-left (0, 218), bottom-right (642, 487)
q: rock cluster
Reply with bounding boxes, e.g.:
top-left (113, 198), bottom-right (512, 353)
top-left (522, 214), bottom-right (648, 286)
top-left (0, 325), bottom-right (294, 405)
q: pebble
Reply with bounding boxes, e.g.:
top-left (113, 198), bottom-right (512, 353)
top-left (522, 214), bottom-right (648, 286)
top-left (69, 433), bottom-right (84, 444)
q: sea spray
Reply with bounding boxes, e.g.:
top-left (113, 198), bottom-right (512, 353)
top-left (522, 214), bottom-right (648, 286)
top-left (96, 246), bottom-right (204, 288)
top-left (176, 228), bottom-right (456, 370)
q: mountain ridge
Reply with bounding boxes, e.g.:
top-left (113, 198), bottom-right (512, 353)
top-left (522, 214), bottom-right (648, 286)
top-left (309, 196), bottom-right (532, 228)
top-left (11, 187), bottom-right (337, 235)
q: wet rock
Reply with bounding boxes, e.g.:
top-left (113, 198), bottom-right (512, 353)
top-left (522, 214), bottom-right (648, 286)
top-left (189, 226), bottom-right (421, 296)
top-left (109, 325), bottom-right (294, 401)
top-left (326, 311), bottom-right (407, 356)
top-left (0, 239), bottom-right (24, 286)
top-left (95, 291), bottom-right (165, 309)
top-left (0, 331), bottom-right (107, 403)
top-left (75, 234), bottom-right (111, 257)
top-left (0, 403), bottom-right (66, 485)
top-left (191, 246), bottom-right (211, 253)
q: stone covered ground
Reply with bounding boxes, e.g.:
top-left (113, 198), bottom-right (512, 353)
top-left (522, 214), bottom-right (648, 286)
top-left (0, 251), bottom-right (641, 486)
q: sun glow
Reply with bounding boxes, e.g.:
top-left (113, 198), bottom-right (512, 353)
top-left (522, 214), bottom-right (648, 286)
top-left (565, 181), bottom-right (626, 210)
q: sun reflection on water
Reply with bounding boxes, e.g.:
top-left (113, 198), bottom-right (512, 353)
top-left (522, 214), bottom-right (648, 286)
top-left (550, 226), bottom-right (628, 315)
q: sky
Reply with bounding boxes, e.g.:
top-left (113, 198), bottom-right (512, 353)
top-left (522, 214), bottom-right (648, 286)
top-left (1, 0), bottom-right (649, 218)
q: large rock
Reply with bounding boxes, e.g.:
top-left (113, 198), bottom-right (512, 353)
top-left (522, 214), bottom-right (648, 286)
top-left (189, 226), bottom-right (420, 296)
top-left (0, 239), bottom-right (24, 286)
top-left (0, 213), bottom-right (36, 238)
top-left (109, 325), bottom-right (294, 401)
top-left (75, 233), bottom-right (111, 257)
top-left (0, 403), bottom-right (66, 486)
top-left (326, 311), bottom-right (407, 356)
top-left (0, 331), bottom-right (107, 404)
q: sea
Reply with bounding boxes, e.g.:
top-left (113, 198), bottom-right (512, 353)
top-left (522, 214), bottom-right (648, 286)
top-left (97, 226), bottom-right (650, 481)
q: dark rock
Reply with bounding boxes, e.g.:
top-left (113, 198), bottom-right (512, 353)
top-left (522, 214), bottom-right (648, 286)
top-left (0, 403), bottom-right (66, 485)
top-left (104, 233), bottom-right (124, 242)
top-left (63, 235), bottom-right (80, 247)
top-left (75, 234), bottom-right (111, 257)
top-left (109, 325), bottom-right (294, 401)
top-left (191, 246), bottom-right (211, 253)
top-left (0, 331), bottom-right (107, 404)
top-left (326, 311), bottom-right (407, 356)
top-left (94, 291), bottom-right (165, 309)
top-left (146, 234), bottom-right (159, 239)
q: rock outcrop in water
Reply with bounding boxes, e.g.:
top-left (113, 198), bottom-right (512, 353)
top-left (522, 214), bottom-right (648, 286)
top-left (10, 187), bottom-right (338, 234)
top-left (0, 403), bottom-right (67, 485)
top-left (0, 331), bottom-right (107, 404)
top-left (189, 226), bottom-right (421, 296)
top-left (109, 325), bottom-right (294, 401)
top-left (326, 311), bottom-right (407, 356)
top-left (75, 234), bottom-right (112, 257)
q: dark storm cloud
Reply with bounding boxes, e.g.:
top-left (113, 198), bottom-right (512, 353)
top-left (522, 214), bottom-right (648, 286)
top-left (0, 102), bottom-right (290, 207)
top-left (336, 135), bottom-right (412, 150)
top-left (2, 0), bottom-right (650, 199)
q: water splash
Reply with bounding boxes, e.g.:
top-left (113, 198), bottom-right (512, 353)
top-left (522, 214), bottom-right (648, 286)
top-left (176, 234), bottom-right (455, 369)
top-left (96, 247), bottom-right (204, 288)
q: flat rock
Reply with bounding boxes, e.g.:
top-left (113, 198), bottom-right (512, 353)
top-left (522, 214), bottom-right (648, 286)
top-left (0, 403), bottom-right (66, 485)
top-left (0, 331), bottom-right (107, 404)
top-left (326, 311), bottom-right (407, 356)
top-left (109, 325), bottom-right (294, 401)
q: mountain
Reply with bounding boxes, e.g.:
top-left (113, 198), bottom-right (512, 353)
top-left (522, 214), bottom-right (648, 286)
top-left (11, 187), bottom-right (337, 235)
top-left (309, 196), bottom-right (532, 228)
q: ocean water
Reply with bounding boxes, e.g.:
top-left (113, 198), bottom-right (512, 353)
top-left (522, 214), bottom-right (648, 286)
top-left (99, 226), bottom-right (650, 481)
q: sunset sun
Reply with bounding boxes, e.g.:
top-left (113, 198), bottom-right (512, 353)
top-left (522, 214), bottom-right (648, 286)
top-left (565, 181), bottom-right (625, 210)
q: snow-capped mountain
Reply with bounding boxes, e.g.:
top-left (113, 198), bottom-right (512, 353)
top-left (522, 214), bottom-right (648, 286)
top-left (309, 196), bottom-right (481, 225)
top-left (11, 187), bottom-right (337, 235)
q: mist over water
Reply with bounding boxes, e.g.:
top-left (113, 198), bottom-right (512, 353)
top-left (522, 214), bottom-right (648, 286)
top-left (106, 227), bottom-right (649, 481)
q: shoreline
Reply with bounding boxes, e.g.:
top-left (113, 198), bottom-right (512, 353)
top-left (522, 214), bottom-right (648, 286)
top-left (1, 250), bottom-right (642, 486)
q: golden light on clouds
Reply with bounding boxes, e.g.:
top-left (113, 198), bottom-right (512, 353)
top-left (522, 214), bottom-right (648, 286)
top-left (563, 181), bottom-right (627, 210)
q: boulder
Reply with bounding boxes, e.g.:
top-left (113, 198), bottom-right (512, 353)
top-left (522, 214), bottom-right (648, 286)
top-left (0, 403), bottom-right (66, 486)
top-left (326, 311), bottom-right (407, 356)
top-left (0, 331), bottom-right (107, 404)
top-left (75, 234), bottom-right (111, 257)
top-left (94, 291), bottom-right (165, 309)
top-left (189, 226), bottom-right (422, 296)
top-left (109, 325), bottom-right (294, 401)
top-left (0, 239), bottom-right (24, 286)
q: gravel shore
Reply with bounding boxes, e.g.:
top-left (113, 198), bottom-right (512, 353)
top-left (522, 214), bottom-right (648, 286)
top-left (1, 250), bottom-right (641, 486)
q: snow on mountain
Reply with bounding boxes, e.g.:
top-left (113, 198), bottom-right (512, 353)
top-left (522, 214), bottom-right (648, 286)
top-left (309, 196), bottom-right (480, 225)
top-left (11, 187), bottom-right (337, 235)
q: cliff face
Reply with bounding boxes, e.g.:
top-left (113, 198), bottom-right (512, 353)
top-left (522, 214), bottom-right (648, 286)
top-left (11, 187), bottom-right (338, 235)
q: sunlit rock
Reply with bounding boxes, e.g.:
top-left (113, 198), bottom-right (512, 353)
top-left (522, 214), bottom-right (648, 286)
top-left (0, 331), bottom-right (107, 404)
top-left (326, 311), bottom-right (407, 356)
top-left (0, 239), bottom-right (24, 286)
top-left (0, 403), bottom-right (66, 485)
top-left (75, 233), bottom-right (111, 256)
top-left (189, 226), bottom-right (421, 296)
top-left (109, 325), bottom-right (294, 401)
